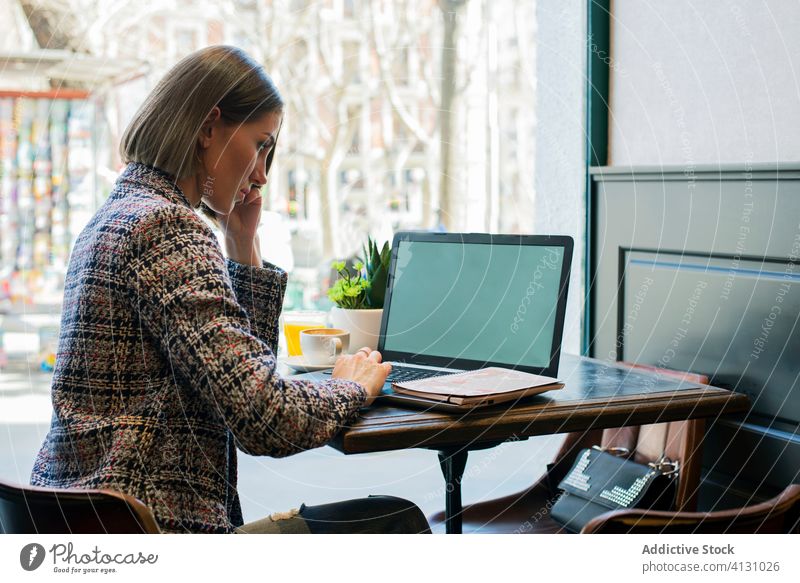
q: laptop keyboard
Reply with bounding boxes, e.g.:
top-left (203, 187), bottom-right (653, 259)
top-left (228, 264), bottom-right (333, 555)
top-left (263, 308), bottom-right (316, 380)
top-left (322, 364), bottom-right (455, 383)
top-left (385, 366), bottom-right (454, 383)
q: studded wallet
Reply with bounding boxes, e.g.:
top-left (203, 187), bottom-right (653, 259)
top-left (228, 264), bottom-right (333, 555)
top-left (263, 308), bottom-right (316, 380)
top-left (550, 446), bottom-right (678, 533)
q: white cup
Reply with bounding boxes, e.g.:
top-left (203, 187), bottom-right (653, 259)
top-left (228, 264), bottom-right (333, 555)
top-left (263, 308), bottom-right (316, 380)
top-left (299, 328), bottom-right (350, 364)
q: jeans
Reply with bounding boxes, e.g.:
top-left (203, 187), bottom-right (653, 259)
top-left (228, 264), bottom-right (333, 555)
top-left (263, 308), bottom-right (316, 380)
top-left (236, 495), bottom-right (431, 534)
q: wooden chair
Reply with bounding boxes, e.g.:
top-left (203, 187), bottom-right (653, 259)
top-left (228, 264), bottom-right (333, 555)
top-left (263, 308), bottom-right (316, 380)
top-left (0, 479), bottom-right (160, 534)
top-left (582, 483), bottom-right (800, 534)
top-left (428, 418), bottom-right (706, 534)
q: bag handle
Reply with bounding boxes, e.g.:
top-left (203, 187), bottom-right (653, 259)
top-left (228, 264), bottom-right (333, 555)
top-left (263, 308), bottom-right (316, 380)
top-left (593, 445), bottom-right (680, 477)
top-left (592, 445), bottom-right (630, 457)
top-left (648, 454), bottom-right (680, 477)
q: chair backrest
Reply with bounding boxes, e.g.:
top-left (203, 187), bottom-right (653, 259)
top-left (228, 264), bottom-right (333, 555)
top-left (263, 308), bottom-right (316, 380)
top-left (601, 419), bottom-right (705, 511)
top-left (600, 363), bottom-right (711, 511)
top-left (0, 480), bottom-right (160, 534)
top-left (546, 419), bottom-right (705, 512)
top-left (548, 365), bottom-right (709, 512)
top-left (582, 483), bottom-right (800, 534)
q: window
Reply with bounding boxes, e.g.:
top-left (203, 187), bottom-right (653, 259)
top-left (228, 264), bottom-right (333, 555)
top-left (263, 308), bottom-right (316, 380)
top-left (0, 0), bottom-right (587, 366)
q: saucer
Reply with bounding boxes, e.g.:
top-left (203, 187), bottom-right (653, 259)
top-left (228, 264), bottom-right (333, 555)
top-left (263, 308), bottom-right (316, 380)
top-left (284, 355), bottom-right (335, 373)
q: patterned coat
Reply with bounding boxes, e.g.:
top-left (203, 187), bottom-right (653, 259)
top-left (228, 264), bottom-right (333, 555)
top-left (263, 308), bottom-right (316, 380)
top-left (30, 162), bottom-right (367, 533)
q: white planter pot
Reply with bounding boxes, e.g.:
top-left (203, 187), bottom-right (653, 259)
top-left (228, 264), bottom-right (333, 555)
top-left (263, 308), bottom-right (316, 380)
top-left (329, 307), bottom-right (383, 352)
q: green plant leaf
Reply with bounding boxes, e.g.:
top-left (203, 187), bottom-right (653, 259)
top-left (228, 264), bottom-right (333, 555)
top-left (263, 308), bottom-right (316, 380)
top-left (332, 238), bottom-right (391, 309)
top-left (380, 241), bottom-right (390, 266)
top-left (365, 241), bottom-right (391, 308)
top-left (367, 263), bottom-right (388, 308)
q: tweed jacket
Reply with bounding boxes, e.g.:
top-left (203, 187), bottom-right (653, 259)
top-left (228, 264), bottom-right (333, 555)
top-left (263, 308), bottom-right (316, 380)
top-left (31, 162), bottom-right (367, 533)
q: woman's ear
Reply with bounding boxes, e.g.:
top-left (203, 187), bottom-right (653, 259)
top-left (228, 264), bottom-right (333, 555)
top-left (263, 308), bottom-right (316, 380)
top-left (198, 106), bottom-right (222, 148)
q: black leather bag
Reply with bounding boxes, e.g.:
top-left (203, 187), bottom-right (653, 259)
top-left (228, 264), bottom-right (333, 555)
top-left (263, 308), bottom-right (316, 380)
top-left (550, 446), bottom-right (678, 533)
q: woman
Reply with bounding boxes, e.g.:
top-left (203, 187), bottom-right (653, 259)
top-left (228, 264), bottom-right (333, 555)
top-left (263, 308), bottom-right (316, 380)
top-left (31, 46), bottom-right (430, 534)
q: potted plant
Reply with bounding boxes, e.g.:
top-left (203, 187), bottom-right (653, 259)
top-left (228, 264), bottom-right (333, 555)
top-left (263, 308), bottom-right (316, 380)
top-left (328, 237), bottom-right (391, 351)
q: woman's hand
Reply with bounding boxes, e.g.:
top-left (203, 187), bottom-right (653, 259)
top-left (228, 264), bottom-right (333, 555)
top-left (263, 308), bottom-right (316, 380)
top-left (331, 347), bottom-right (391, 406)
top-left (219, 186), bottom-right (262, 266)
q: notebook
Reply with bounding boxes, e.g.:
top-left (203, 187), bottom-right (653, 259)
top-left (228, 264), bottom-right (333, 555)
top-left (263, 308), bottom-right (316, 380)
top-left (392, 367), bottom-right (563, 410)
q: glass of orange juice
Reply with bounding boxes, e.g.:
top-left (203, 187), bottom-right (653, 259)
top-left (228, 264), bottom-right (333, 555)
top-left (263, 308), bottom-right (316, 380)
top-left (280, 310), bottom-right (328, 357)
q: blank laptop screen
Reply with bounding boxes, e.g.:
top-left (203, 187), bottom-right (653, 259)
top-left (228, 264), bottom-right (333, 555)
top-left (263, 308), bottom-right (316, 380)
top-left (382, 240), bottom-right (565, 368)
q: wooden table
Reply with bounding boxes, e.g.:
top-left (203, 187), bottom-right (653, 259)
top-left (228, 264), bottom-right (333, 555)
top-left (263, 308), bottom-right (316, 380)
top-left (295, 354), bottom-right (751, 534)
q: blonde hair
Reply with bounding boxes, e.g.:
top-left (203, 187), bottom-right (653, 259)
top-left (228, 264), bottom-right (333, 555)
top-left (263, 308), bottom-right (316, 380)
top-left (120, 45), bottom-right (283, 182)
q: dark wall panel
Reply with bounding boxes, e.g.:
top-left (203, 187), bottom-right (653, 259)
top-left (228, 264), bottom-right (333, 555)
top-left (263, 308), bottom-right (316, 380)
top-left (590, 164), bottom-right (800, 508)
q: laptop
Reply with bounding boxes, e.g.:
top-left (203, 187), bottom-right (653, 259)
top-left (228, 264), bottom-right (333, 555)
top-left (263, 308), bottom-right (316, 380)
top-left (314, 231), bottom-right (573, 411)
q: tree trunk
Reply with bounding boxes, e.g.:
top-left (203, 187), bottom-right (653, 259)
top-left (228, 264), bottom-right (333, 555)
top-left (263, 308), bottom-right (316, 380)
top-left (438, 0), bottom-right (467, 231)
top-left (484, 0), bottom-right (499, 232)
top-left (422, 142), bottom-right (437, 228)
top-left (319, 159), bottom-right (338, 258)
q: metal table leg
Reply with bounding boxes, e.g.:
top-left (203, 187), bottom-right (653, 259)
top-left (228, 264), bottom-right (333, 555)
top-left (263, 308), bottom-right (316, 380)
top-left (437, 448), bottom-right (469, 534)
